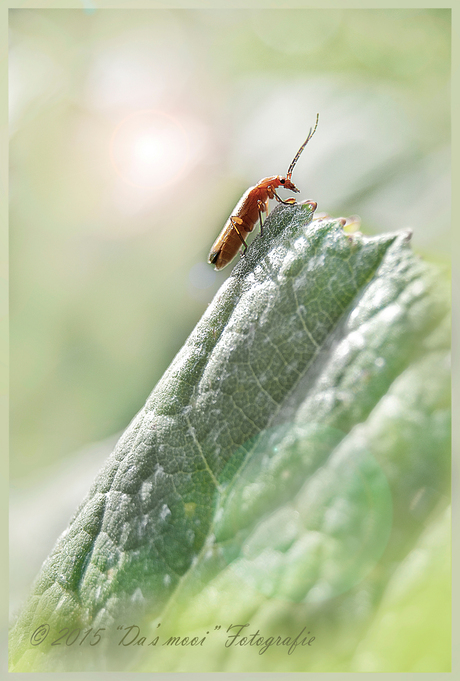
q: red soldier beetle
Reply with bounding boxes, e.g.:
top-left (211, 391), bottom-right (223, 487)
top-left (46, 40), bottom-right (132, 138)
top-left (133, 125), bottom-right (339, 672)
top-left (208, 113), bottom-right (319, 270)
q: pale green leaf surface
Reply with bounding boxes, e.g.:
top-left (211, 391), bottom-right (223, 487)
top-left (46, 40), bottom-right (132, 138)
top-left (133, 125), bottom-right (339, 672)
top-left (351, 505), bottom-right (451, 672)
top-left (9, 203), bottom-right (450, 672)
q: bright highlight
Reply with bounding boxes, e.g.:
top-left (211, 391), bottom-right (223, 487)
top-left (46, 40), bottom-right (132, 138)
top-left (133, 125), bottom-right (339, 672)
top-left (110, 110), bottom-right (190, 189)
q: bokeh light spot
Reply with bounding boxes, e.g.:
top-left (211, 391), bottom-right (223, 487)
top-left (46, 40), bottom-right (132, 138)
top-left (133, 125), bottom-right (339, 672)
top-left (188, 262), bottom-right (216, 290)
top-left (110, 110), bottom-right (190, 189)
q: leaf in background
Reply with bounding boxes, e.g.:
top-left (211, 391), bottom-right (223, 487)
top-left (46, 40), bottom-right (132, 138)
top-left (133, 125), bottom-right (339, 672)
top-left (9, 202), bottom-right (450, 672)
top-left (350, 505), bottom-right (451, 672)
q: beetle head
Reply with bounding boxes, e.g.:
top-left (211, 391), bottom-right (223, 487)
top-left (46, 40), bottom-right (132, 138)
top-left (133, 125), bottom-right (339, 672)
top-left (278, 177), bottom-right (300, 193)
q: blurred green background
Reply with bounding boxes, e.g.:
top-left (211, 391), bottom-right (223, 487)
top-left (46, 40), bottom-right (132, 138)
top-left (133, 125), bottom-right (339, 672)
top-left (9, 8), bottom-right (450, 612)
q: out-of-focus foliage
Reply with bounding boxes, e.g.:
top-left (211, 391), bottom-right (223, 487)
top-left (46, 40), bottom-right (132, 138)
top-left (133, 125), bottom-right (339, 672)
top-left (10, 8), bottom-right (450, 479)
top-left (9, 205), bottom-right (450, 672)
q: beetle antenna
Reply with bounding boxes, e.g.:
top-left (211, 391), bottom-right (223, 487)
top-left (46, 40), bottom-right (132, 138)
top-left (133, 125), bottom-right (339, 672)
top-left (286, 113), bottom-right (319, 179)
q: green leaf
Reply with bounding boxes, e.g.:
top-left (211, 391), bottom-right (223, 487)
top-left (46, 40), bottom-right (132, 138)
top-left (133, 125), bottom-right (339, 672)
top-left (350, 505), bottom-right (451, 672)
top-left (9, 203), bottom-right (450, 672)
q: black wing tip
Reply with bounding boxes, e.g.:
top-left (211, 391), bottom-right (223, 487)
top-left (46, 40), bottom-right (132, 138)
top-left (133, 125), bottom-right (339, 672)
top-left (208, 250), bottom-right (220, 266)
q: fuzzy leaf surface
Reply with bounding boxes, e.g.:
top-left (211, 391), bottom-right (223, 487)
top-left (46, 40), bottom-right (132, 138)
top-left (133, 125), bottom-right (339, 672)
top-left (9, 203), bottom-right (450, 672)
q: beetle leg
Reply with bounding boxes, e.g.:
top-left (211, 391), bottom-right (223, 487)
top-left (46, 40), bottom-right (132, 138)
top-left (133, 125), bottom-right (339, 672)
top-left (230, 216), bottom-right (249, 254)
top-left (272, 188), bottom-right (298, 205)
top-left (257, 199), bottom-right (268, 237)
